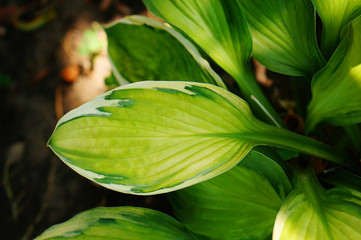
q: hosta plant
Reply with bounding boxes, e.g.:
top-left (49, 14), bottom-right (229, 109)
top-left (37, 0), bottom-right (361, 239)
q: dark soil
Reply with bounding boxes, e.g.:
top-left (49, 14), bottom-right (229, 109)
top-left (0, 1), bottom-right (173, 239)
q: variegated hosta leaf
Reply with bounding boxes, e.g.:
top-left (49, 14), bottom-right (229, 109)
top-left (105, 15), bottom-right (226, 88)
top-left (49, 81), bottom-right (346, 195)
top-left (312, 0), bottom-right (361, 59)
top-left (305, 16), bottom-right (361, 133)
top-left (48, 81), bottom-right (258, 195)
top-left (169, 147), bottom-right (292, 240)
top-left (239, 0), bottom-right (325, 77)
top-left (273, 169), bottom-right (361, 240)
top-left (35, 207), bottom-right (196, 240)
top-left (143, 0), bottom-right (284, 127)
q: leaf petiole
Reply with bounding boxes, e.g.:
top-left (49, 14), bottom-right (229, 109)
top-left (244, 119), bottom-right (349, 164)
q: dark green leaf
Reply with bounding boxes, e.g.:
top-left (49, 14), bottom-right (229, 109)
top-left (104, 71), bottom-right (120, 88)
top-left (344, 124), bottom-right (361, 152)
top-left (322, 168), bottom-right (361, 192)
top-left (243, 147), bottom-right (293, 190)
top-left (105, 16), bottom-right (225, 87)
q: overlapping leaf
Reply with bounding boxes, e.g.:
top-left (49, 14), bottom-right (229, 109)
top-left (35, 207), bottom-right (195, 240)
top-left (306, 16), bottom-right (361, 133)
top-left (49, 81), bottom-right (346, 195)
top-left (322, 168), bottom-right (361, 192)
top-left (239, 0), bottom-right (325, 77)
top-left (312, 0), bottom-right (361, 59)
top-left (105, 15), bottom-right (225, 88)
top-left (169, 147), bottom-right (292, 240)
top-left (144, 0), bottom-right (252, 81)
top-left (144, 0), bottom-right (283, 127)
top-left (274, 169), bottom-right (361, 240)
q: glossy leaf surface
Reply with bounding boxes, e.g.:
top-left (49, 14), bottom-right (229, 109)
top-left (312, 0), bottom-right (361, 59)
top-left (105, 15), bottom-right (225, 88)
top-left (144, 0), bottom-right (284, 127)
top-left (306, 16), bottom-right (361, 133)
top-left (35, 207), bottom-right (195, 240)
top-left (48, 81), bottom-right (258, 195)
top-left (49, 81), bottom-right (346, 195)
top-left (274, 169), bottom-right (361, 240)
top-left (239, 0), bottom-right (325, 77)
top-left (144, 0), bottom-right (252, 80)
top-left (169, 148), bottom-right (292, 240)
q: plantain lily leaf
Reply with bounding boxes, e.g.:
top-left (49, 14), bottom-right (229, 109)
top-left (321, 168), bottom-right (361, 192)
top-left (344, 124), bottom-right (361, 152)
top-left (238, 0), bottom-right (325, 77)
top-left (143, 0), bottom-right (251, 81)
top-left (105, 15), bottom-right (225, 88)
top-left (312, 0), bottom-right (361, 59)
top-left (144, 0), bottom-right (284, 127)
top-left (243, 146), bottom-right (293, 186)
top-left (305, 16), bottom-right (361, 133)
top-left (48, 81), bottom-right (346, 195)
top-left (35, 207), bottom-right (196, 240)
top-left (48, 81), bottom-right (257, 195)
top-left (273, 168), bottom-right (361, 240)
top-left (169, 147), bottom-right (292, 240)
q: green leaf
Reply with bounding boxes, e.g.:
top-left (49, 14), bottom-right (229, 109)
top-left (104, 71), bottom-right (120, 88)
top-left (305, 16), bottom-right (361, 133)
top-left (312, 0), bottom-right (361, 59)
top-left (48, 81), bottom-right (257, 195)
top-left (275, 147), bottom-right (300, 161)
top-left (105, 15), bottom-right (225, 88)
top-left (143, 0), bottom-right (252, 81)
top-left (344, 124), bottom-right (361, 152)
top-left (78, 23), bottom-right (105, 56)
top-left (35, 207), bottom-right (195, 240)
top-left (239, 0), bottom-right (325, 77)
top-left (321, 168), bottom-right (361, 192)
top-left (48, 81), bottom-right (347, 195)
top-left (169, 148), bottom-right (292, 240)
top-left (274, 168), bottom-right (361, 240)
top-left (144, 0), bottom-right (284, 127)
top-left (244, 147), bottom-right (293, 189)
